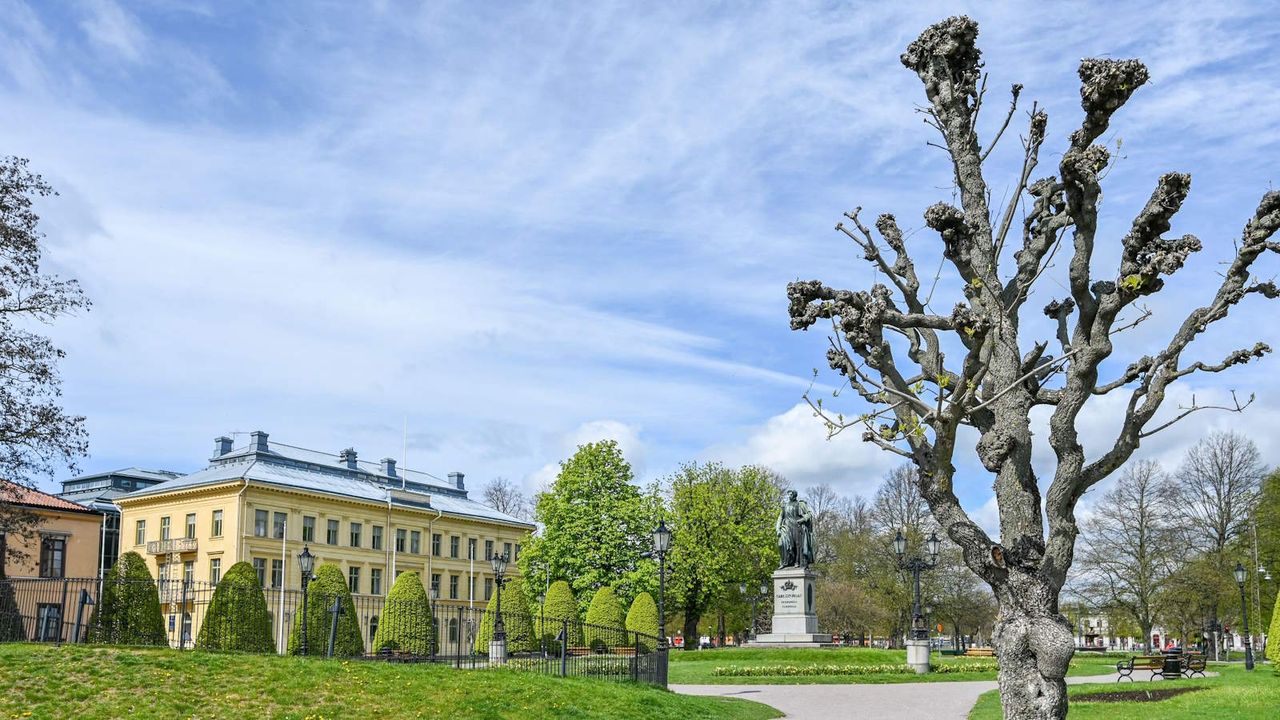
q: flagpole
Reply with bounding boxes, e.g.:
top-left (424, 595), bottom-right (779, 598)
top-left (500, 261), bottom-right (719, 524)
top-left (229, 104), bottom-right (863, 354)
top-left (278, 520), bottom-right (287, 654)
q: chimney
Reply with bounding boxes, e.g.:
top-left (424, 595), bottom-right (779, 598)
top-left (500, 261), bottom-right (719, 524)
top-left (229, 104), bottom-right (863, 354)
top-left (339, 447), bottom-right (358, 470)
top-left (214, 436), bottom-right (233, 456)
top-left (250, 431), bottom-right (269, 453)
top-left (381, 457), bottom-right (397, 478)
top-left (449, 471), bottom-right (465, 491)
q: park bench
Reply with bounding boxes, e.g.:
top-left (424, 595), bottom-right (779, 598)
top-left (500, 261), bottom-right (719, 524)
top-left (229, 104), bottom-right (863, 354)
top-left (610, 646), bottom-right (637, 657)
top-left (1181, 652), bottom-right (1207, 678)
top-left (963, 647), bottom-right (995, 657)
top-left (1116, 655), bottom-right (1165, 681)
top-left (566, 646), bottom-right (593, 657)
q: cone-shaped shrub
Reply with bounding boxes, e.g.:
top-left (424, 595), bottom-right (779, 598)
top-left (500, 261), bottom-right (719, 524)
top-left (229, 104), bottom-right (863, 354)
top-left (474, 576), bottom-right (535, 653)
top-left (1267, 591), bottom-right (1280, 669)
top-left (0, 580), bottom-right (24, 642)
top-left (584, 586), bottom-right (626, 651)
top-left (286, 563), bottom-right (363, 656)
top-left (195, 561), bottom-right (274, 652)
top-left (535, 580), bottom-right (582, 647)
top-left (89, 551), bottom-right (166, 645)
top-left (625, 591), bottom-right (659, 651)
top-left (372, 571), bottom-right (434, 655)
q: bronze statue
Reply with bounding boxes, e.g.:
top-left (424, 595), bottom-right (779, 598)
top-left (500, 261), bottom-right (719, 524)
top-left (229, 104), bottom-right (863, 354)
top-left (776, 490), bottom-right (815, 568)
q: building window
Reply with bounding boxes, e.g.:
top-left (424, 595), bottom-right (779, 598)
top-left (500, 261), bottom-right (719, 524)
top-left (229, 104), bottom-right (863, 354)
top-left (160, 516), bottom-right (171, 541)
top-left (514, 543), bottom-right (521, 560)
top-left (135, 520), bottom-right (146, 546)
top-left (395, 529), bottom-right (406, 553)
top-left (448, 618), bottom-right (458, 643)
top-left (266, 559), bottom-right (281, 588)
top-left (326, 520), bottom-right (339, 545)
top-left (273, 512), bottom-right (287, 539)
top-left (410, 531), bottom-right (421, 554)
top-left (431, 533), bottom-right (441, 556)
top-left (467, 538), bottom-right (476, 560)
top-left (159, 563), bottom-right (169, 584)
top-left (254, 510), bottom-right (268, 537)
top-left (449, 574), bottom-right (459, 600)
top-left (181, 613), bottom-right (193, 646)
top-left (503, 542), bottom-right (512, 560)
top-left (302, 516), bottom-right (315, 543)
top-left (185, 513), bottom-right (196, 540)
top-left (372, 525), bottom-right (383, 550)
top-left (449, 536), bottom-right (459, 558)
top-left (484, 539), bottom-right (494, 560)
top-left (36, 604), bottom-right (62, 642)
top-left (370, 568), bottom-right (383, 596)
top-left (369, 615), bottom-right (379, 642)
top-left (484, 577), bottom-right (493, 601)
top-left (183, 561), bottom-right (194, 584)
top-left (252, 558), bottom-right (266, 586)
top-left (211, 510), bottom-right (223, 537)
top-left (348, 567), bottom-right (361, 594)
top-left (430, 573), bottom-right (441, 598)
top-left (350, 522), bottom-right (362, 548)
top-left (210, 558), bottom-right (222, 585)
top-left (39, 536), bottom-right (66, 578)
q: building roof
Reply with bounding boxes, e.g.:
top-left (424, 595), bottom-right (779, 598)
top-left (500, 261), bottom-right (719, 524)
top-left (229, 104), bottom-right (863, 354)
top-left (1, 480), bottom-right (100, 515)
top-left (117, 433), bottom-right (534, 529)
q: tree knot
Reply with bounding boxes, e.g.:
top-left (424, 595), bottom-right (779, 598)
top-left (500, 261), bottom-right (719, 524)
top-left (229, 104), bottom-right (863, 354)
top-left (900, 16), bottom-right (982, 105)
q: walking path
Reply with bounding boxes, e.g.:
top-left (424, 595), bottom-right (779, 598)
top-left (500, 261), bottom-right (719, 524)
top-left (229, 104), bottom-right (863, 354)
top-left (673, 673), bottom-right (1127, 719)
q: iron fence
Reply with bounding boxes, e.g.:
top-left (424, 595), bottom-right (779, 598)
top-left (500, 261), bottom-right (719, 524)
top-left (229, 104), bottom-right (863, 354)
top-left (0, 577), bottom-right (663, 686)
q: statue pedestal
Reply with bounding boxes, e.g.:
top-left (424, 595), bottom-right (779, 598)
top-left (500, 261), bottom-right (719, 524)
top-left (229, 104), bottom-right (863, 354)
top-left (750, 566), bottom-right (832, 646)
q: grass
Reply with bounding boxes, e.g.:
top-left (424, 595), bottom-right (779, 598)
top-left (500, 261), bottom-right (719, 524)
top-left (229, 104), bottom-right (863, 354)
top-left (967, 663), bottom-right (1279, 719)
top-left (668, 647), bottom-right (1121, 685)
top-left (0, 644), bottom-right (780, 720)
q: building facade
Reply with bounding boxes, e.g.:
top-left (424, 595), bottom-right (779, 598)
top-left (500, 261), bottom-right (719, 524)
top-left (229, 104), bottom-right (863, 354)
top-left (0, 481), bottom-right (104, 581)
top-left (56, 468), bottom-right (183, 579)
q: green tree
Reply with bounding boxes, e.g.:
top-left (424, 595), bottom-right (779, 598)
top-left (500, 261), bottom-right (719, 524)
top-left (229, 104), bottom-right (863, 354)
top-left (535, 580), bottom-right (581, 647)
top-left (625, 591), bottom-right (659, 651)
top-left (195, 561), bottom-right (274, 653)
top-left (287, 564), bottom-right (363, 657)
top-left (89, 552), bottom-right (166, 645)
top-left (519, 440), bottom-right (660, 613)
top-left (666, 462), bottom-right (781, 647)
top-left (475, 576), bottom-right (535, 653)
top-left (372, 571), bottom-right (434, 655)
top-left (584, 585), bottom-right (626, 651)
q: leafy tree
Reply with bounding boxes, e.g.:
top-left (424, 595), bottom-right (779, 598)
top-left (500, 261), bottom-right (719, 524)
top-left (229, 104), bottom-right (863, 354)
top-left (535, 579), bottom-right (581, 647)
top-left (666, 462), bottom-right (780, 648)
top-left (287, 563), bottom-right (363, 657)
top-left (195, 561), bottom-right (273, 653)
top-left (625, 591), bottom-right (659, 650)
top-left (372, 571), bottom-right (433, 655)
top-left (90, 552), bottom-right (166, 646)
top-left (0, 157), bottom-right (90, 567)
top-left (519, 440), bottom-right (660, 613)
top-left (786, 15), bottom-right (1280, 718)
top-left (474, 576), bottom-right (535, 653)
top-left (584, 585), bottom-right (626, 651)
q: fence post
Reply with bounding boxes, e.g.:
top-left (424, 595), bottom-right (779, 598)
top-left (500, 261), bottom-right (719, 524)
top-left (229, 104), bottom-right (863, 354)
top-left (559, 620), bottom-right (568, 677)
top-left (326, 598), bottom-right (344, 658)
top-left (72, 589), bottom-right (93, 644)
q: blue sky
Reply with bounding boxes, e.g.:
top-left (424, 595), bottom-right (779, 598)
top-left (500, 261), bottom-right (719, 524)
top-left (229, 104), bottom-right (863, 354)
top-left (3, 1), bottom-right (1279, 533)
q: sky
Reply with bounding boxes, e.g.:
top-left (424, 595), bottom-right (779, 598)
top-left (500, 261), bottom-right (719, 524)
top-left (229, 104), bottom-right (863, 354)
top-left (2, 0), bottom-right (1279, 536)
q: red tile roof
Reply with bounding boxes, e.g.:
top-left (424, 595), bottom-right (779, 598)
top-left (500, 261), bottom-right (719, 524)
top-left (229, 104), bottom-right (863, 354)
top-left (0, 480), bottom-right (98, 514)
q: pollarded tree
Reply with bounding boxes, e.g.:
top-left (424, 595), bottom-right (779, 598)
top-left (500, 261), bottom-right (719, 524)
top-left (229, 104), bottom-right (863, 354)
top-left (372, 571), bottom-right (433, 655)
top-left (286, 563), bottom-right (363, 657)
top-left (196, 561), bottom-right (274, 653)
top-left (90, 552), bottom-right (166, 646)
top-left (787, 16), bottom-right (1280, 719)
top-left (583, 585), bottom-right (626, 651)
top-left (625, 591), bottom-right (660, 651)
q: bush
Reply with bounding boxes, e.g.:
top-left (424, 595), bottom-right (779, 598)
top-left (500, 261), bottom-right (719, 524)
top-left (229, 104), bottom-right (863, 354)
top-left (286, 564), bottom-right (363, 657)
top-left (584, 586), bottom-right (626, 652)
top-left (1268, 590), bottom-right (1280, 669)
top-left (0, 581), bottom-right (24, 642)
top-left (624, 591), bottom-right (659, 651)
top-left (474, 576), bottom-right (535, 654)
top-left (89, 552), bottom-right (167, 646)
top-left (195, 562), bottom-right (274, 653)
top-left (372, 571), bottom-right (433, 655)
top-left (535, 580), bottom-right (582, 647)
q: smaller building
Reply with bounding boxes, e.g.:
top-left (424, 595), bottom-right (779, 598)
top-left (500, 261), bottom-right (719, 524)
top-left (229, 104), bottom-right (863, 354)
top-left (0, 480), bottom-right (103, 581)
top-left (57, 468), bottom-right (183, 578)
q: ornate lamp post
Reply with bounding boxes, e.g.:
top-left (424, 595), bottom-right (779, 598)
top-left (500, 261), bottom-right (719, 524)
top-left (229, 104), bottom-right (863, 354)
top-left (297, 546), bottom-right (315, 655)
top-left (490, 552), bottom-right (510, 664)
top-left (894, 529), bottom-right (939, 673)
top-left (652, 520), bottom-right (672, 685)
top-left (1234, 562), bottom-right (1255, 671)
top-left (738, 581), bottom-right (769, 642)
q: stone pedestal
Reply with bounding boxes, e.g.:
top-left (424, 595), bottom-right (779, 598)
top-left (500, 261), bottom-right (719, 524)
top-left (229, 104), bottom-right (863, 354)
top-left (906, 639), bottom-right (931, 674)
top-left (751, 566), bottom-right (831, 646)
top-left (489, 638), bottom-right (507, 665)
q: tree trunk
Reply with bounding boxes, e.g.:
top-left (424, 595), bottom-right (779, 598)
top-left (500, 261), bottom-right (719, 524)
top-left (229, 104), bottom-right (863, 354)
top-left (682, 614), bottom-right (699, 650)
top-left (991, 577), bottom-right (1075, 720)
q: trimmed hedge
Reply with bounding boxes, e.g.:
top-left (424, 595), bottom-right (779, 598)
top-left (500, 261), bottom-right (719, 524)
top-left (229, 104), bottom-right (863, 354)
top-left (1268, 590), bottom-right (1280, 668)
top-left (584, 586), bottom-right (626, 651)
top-left (372, 571), bottom-right (433, 655)
top-left (536, 580), bottom-right (582, 647)
top-left (624, 591), bottom-right (659, 651)
top-left (286, 563), bottom-right (363, 657)
top-left (89, 552), bottom-right (167, 646)
top-left (195, 561), bottom-right (274, 652)
top-left (475, 576), bottom-right (535, 654)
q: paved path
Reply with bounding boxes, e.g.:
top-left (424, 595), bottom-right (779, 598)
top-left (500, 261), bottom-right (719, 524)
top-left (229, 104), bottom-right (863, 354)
top-left (672, 673), bottom-right (1125, 719)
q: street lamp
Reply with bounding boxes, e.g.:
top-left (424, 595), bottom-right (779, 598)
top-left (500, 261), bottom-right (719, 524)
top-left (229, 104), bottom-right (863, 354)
top-left (894, 530), bottom-right (940, 641)
top-left (652, 519), bottom-right (672, 684)
top-left (490, 552), bottom-right (510, 662)
top-left (1234, 562), bottom-right (1255, 671)
top-left (297, 546), bottom-right (315, 655)
top-left (738, 582), bottom-right (768, 642)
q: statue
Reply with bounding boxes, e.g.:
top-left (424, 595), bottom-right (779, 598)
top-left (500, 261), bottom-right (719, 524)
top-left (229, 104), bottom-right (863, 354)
top-left (776, 490), bottom-right (815, 569)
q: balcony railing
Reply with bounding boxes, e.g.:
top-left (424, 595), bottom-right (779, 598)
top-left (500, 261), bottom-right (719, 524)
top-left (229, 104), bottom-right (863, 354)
top-left (146, 538), bottom-right (198, 555)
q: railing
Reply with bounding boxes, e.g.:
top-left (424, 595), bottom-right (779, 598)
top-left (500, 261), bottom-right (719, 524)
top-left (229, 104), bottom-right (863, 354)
top-left (145, 538), bottom-right (198, 555)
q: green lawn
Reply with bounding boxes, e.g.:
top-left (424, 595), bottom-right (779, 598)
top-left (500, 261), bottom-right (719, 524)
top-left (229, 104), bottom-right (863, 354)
top-left (669, 647), bottom-right (1120, 685)
top-left (968, 663), bottom-right (1279, 719)
top-left (0, 644), bottom-right (780, 720)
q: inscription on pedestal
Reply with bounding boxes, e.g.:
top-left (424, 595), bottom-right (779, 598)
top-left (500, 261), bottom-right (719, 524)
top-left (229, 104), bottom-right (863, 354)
top-left (776, 579), bottom-right (803, 613)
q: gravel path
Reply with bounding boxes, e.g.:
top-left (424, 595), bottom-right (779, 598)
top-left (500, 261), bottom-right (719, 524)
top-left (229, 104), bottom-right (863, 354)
top-left (672, 673), bottom-right (1127, 719)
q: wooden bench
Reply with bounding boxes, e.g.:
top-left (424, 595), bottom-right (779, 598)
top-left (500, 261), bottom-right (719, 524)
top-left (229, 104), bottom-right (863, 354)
top-left (963, 647), bottom-right (995, 657)
top-left (566, 646), bottom-right (592, 657)
top-left (1116, 655), bottom-right (1165, 681)
top-left (1181, 652), bottom-right (1207, 678)
top-left (610, 646), bottom-right (637, 657)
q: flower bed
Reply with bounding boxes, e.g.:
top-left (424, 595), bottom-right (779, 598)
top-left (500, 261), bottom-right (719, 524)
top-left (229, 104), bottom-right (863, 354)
top-left (711, 661), bottom-right (1000, 677)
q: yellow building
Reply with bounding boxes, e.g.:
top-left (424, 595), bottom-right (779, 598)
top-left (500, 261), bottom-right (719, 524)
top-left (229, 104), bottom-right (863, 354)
top-left (115, 431), bottom-right (534, 642)
top-left (0, 480), bottom-right (104, 581)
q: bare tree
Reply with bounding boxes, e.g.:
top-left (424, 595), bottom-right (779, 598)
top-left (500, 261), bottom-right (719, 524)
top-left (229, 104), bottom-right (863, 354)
top-left (1174, 431), bottom-right (1264, 555)
top-left (1074, 459), bottom-right (1181, 652)
top-left (870, 464), bottom-right (930, 534)
top-left (787, 16), bottom-right (1279, 719)
top-left (481, 476), bottom-right (530, 520)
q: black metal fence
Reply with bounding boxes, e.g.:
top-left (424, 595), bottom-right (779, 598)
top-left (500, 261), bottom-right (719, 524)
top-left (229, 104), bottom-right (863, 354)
top-left (0, 577), bottom-right (663, 687)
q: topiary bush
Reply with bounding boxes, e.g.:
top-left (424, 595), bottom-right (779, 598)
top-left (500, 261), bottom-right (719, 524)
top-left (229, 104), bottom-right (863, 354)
top-left (1267, 590), bottom-right (1280, 670)
top-left (584, 586), bottom-right (626, 652)
top-left (372, 571), bottom-right (433, 656)
top-left (195, 561), bottom-right (274, 653)
top-left (474, 576), bottom-right (535, 654)
top-left (535, 580), bottom-right (582, 648)
top-left (89, 552), bottom-right (167, 646)
top-left (286, 563), bottom-right (363, 657)
top-left (625, 591), bottom-right (659, 651)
